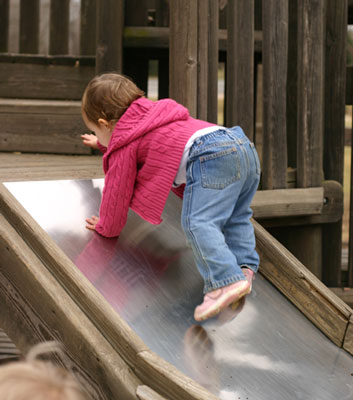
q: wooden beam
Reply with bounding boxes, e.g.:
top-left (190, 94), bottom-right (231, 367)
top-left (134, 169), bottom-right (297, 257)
top-left (226, 0), bottom-right (254, 138)
top-left (323, 0), bottom-right (348, 287)
top-left (261, 0), bottom-right (288, 189)
top-left (251, 187), bottom-right (323, 219)
top-left (19, 0), bottom-right (39, 54)
top-left (197, 0), bottom-right (218, 123)
top-left (0, 99), bottom-right (90, 154)
top-left (80, 0), bottom-right (96, 56)
top-left (169, 0), bottom-right (198, 117)
top-left (96, 0), bottom-right (124, 74)
top-left (0, 0), bottom-right (9, 52)
top-left (49, 0), bottom-right (70, 55)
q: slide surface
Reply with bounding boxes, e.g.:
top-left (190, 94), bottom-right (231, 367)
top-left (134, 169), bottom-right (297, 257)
top-left (5, 179), bottom-right (353, 400)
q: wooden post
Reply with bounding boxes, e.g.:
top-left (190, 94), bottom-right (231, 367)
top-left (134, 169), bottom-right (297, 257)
top-left (293, 0), bottom-right (325, 278)
top-left (96, 0), bottom-right (124, 74)
top-left (287, 0), bottom-right (298, 168)
top-left (197, 0), bottom-right (218, 123)
top-left (80, 0), bottom-right (96, 56)
top-left (226, 0), bottom-right (254, 139)
top-left (49, 0), bottom-right (70, 55)
top-left (19, 0), bottom-right (39, 54)
top-left (124, 0), bottom-right (149, 93)
top-left (323, 0), bottom-right (347, 287)
top-left (0, 0), bottom-right (9, 52)
top-left (169, 0), bottom-right (198, 117)
top-left (261, 0), bottom-right (288, 189)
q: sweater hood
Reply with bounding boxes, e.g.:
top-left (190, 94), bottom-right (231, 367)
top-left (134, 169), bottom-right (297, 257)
top-left (107, 97), bottom-right (189, 152)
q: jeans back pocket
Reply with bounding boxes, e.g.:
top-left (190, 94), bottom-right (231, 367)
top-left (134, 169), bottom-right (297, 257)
top-left (249, 142), bottom-right (261, 175)
top-left (200, 147), bottom-right (241, 189)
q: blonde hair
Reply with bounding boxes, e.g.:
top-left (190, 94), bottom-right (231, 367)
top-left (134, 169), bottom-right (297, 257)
top-left (82, 72), bottom-right (144, 126)
top-left (0, 342), bottom-right (85, 400)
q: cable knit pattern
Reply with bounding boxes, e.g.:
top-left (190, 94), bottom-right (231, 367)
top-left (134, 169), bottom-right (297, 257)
top-left (95, 97), bottom-right (215, 237)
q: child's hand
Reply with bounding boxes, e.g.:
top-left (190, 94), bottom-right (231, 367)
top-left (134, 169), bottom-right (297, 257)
top-left (81, 134), bottom-right (99, 149)
top-left (86, 215), bottom-right (99, 231)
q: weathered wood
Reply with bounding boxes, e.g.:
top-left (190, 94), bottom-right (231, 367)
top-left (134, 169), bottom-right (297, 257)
top-left (0, 0), bottom-right (9, 52)
top-left (287, 0), bottom-right (298, 168)
top-left (80, 0), bottom-right (96, 56)
top-left (330, 287), bottom-right (353, 308)
top-left (96, 0), bottom-right (124, 73)
top-left (0, 153), bottom-right (103, 182)
top-left (0, 99), bottom-right (90, 154)
top-left (261, 0), bottom-right (288, 189)
top-left (49, 0), bottom-right (70, 55)
top-left (251, 187), bottom-right (323, 219)
top-left (169, 0), bottom-right (198, 117)
top-left (291, 0), bottom-right (325, 280)
top-left (226, 0), bottom-right (254, 138)
top-left (136, 350), bottom-right (219, 400)
top-left (136, 385), bottom-right (168, 400)
top-left (0, 63), bottom-right (95, 100)
top-left (297, 0), bottom-right (324, 188)
top-left (0, 214), bottom-right (140, 399)
top-left (254, 218), bottom-right (352, 348)
top-left (260, 180), bottom-right (343, 227)
top-left (323, 0), bottom-right (348, 287)
top-left (19, 0), bottom-right (39, 54)
top-left (197, 0), bottom-right (218, 123)
top-left (343, 316), bottom-right (353, 356)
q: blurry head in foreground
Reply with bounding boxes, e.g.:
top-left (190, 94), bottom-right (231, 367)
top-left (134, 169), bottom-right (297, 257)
top-left (0, 341), bottom-right (85, 400)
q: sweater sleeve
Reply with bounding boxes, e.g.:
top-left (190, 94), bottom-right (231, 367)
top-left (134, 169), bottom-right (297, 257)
top-left (95, 149), bottom-right (137, 237)
top-left (97, 140), bottom-right (107, 154)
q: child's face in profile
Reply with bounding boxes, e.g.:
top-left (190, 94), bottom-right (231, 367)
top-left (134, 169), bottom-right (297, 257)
top-left (82, 111), bottom-right (113, 146)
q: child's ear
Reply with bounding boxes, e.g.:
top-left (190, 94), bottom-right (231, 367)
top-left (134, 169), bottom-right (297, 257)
top-left (98, 118), bottom-right (110, 128)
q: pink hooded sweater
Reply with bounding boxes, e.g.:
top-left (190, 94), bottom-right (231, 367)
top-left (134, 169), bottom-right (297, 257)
top-left (95, 97), bottom-right (215, 237)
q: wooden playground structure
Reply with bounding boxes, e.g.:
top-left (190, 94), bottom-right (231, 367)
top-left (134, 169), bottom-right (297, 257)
top-left (1, 1), bottom-right (353, 399)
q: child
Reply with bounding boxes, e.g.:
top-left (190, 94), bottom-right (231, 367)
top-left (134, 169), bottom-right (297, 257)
top-left (0, 341), bottom-right (85, 400)
top-left (81, 73), bottom-right (261, 321)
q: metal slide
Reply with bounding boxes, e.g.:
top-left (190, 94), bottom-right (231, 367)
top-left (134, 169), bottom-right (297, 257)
top-left (5, 179), bottom-right (353, 400)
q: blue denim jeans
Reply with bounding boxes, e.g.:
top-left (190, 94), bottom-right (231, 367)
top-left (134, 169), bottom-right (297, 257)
top-left (181, 126), bottom-right (260, 293)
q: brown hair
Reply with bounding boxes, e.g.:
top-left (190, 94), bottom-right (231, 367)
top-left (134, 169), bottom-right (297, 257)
top-left (0, 342), bottom-right (86, 400)
top-left (82, 73), bottom-right (144, 126)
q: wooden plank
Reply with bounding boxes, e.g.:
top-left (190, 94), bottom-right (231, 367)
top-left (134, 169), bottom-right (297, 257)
top-left (0, 214), bottom-right (140, 399)
top-left (197, 0), bottom-right (218, 123)
top-left (169, 0), bottom-right (198, 117)
top-left (297, 0), bottom-right (324, 188)
top-left (251, 187), bottom-right (323, 219)
top-left (287, 0), bottom-right (298, 168)
top-left (136, 350), bottom-right (219, 400)
top-left (0, 99), bottom-right (90, 154)
top-left (80, 0), bottom-right (96, 56)
top-left (0, 0), bottom-right (9, 52)
top-left (0, 63), bottom-right (95, 100)
top-left (261, 0), bottom-right (288, 189)
top-left (260, 180), bottom-right (343, 227)
top-left (330, 288), bottom-right (353, 308)
top-left (49, 0), bottom-right (70, 55)
top-left (226, 0), bottom-right (254, 139)
top-left (123, 1), bottom-right (149, 94)
top-left (19, 0), bottom-right (39, 54)
top-left (343, 316), bottom-right (353, 356)
top-left (137, 385), bottom-right (168, 400)
top-left (96, 0), bottom-right (124, 73)
top-left (323, 0), bottom-right (348, 287)
top-left (253, 218), bottom-right (352, 347)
